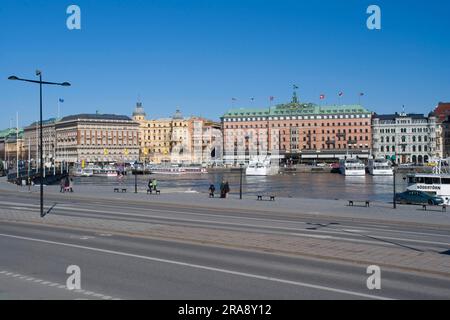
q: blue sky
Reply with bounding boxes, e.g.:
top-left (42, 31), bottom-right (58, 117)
top-left (1, 0), bottom-right (449, 128)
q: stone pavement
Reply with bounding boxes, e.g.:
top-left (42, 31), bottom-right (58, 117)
top-left (2, 177), bottom-right (450, 228)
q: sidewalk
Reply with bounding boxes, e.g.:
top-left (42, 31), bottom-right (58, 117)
top-left (1, 177), bottom-right (449, 228)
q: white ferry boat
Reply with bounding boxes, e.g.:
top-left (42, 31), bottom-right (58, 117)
top-left (92, 165), bottom-right (118, 177)
top-left (406, 159), bottom-right (450, 204)
top-left (72, 167), bottom-right (94, 177)
top-left (368, 158), bottom-right (394, 176)
top-left (339, 158), bottom-right (366, 176)
top-left (246, 156), bottom-right (278, 176)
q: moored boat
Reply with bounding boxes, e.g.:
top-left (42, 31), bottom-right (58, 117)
top-left (368, 158), bottom-right (394, 176)
top-left (339, 158), bottom-right (366, 176)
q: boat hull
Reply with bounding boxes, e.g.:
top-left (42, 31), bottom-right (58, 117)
top-left (370, 169), bottom-right (394, 176)
top-left (340, 169), bottom-right (366, 176)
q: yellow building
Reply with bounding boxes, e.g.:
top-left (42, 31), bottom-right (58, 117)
top-left (132, 102), bottom-right (221, 164)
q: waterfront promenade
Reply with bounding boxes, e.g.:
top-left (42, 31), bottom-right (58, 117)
top-left (1, 177), bottom-right (450, 299)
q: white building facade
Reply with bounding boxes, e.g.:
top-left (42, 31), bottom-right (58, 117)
top-left (372, 112), bottom-right (440, 164)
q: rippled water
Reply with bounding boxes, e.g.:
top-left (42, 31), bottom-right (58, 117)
top-left (73, 172), bottom-right (409, 203)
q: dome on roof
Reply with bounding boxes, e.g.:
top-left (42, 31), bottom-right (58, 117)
top-left (132, 102), bottom-right (146, 117)
top-left (173, 109), bottom-right (183, 120)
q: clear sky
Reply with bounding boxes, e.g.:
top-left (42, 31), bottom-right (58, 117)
top-left (1, 0), bottom-right (449, 129)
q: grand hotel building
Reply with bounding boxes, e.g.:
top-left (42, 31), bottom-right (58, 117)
top-left (222, 97), bottom-right (373, 163)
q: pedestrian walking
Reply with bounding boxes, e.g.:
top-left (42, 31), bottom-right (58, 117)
top-left (64, 176), bottom-right (70, 193)
top-left (69, 177), bottom-right (74, 193)
top-left (220, 180), bottom-right (226, 198)
top-left (60, 177), bottom-right (65, 193)
top-left (224, 181), bottom-right (230, 198)
top-left (208, 184), bottom-right (216, 198)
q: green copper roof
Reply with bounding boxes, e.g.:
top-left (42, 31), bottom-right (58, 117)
top-left (223, 103), bottom-right (371, 118)
top-left (0, 128), bottom-right (24, 139)
top-left (27, 118), bottom-right (58, 128)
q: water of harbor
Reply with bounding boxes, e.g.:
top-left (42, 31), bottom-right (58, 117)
top-left (73, 172), bottom-right (409, 203)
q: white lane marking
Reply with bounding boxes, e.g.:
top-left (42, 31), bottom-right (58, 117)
top-left (343, 229), bottom-right (366, 233)
top-left (2, 200), bottom-right (450, 240)
top-left (0, 233), bottom-right (393, 300)
top-left (0, 269), bottom-right (118, 300)
top-left (289, 234), bottom-right (333, 240)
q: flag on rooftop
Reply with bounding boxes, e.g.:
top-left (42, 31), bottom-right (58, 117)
top-left (338, 92), bottom-right (344, 97)
top-left (59, 98), bottom-right (64, 103)
top-left (320, 94), bottom-right (325, 100)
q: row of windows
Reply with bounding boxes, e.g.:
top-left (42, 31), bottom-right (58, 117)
top-left (379, 145), bottom-right (429, 152)
top-left (241, 144), bottom-right (370, 151)
top-left (225, 122), bottom-right (370, 129)
top-left (224, 114), bottom-right (370, 122)
top-left (377, 127), bottom-right (432, 134)
top-left (379, 136), bottom-right (429, 143)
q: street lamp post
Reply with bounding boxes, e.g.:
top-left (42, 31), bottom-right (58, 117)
top-left (239, 163), bottom-right (244, 200)
top-left (8, 72), bottom-right (70, 218)
top-left (134, 163), bottom-right (138, 194)
top-left (393, 166), bottom-right (397, 209)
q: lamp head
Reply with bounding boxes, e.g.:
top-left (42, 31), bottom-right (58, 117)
top-left (8, 76), bottom-right (19, 81)
top-left (61, 82), bottom-right (71, 87)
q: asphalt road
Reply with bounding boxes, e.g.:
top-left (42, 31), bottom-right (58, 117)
top-left (1, 192), bottom-right (450, 300)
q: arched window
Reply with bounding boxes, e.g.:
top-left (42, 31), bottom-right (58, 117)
top-left (402, 136), bottom-right (406, 143)
top-left (412, 136), bottom-right (416, 142)
top-left (412, 155), bottom-right (417, 164)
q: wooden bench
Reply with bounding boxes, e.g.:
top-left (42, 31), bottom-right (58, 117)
top-left (257, 195), bottom-right (276, 201)
top-left (348, 200), bottom-right (370, 207)
top-left (422, 204), bottom-right (447, 212)
top-left (147, 188), bottom-right (161, 195)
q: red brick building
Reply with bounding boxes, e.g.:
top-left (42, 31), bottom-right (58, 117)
top-left (434, 102), bottom-right (450, 122)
